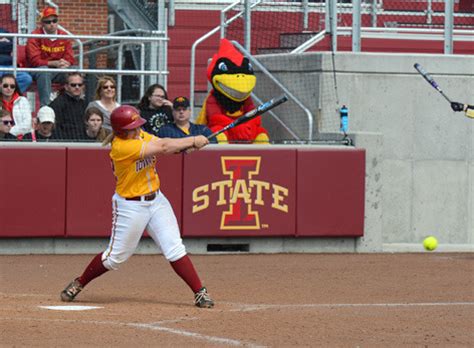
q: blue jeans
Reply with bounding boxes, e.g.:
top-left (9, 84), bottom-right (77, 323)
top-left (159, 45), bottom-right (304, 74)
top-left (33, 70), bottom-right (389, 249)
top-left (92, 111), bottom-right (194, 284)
top-left (30, 66), bottom-right (68, 106)
top-left (0, 67), bottom-right (33, 93)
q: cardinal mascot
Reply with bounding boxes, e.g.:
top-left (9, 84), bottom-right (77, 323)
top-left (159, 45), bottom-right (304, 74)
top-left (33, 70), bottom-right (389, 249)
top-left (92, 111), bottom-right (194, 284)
top-left (196, 39), bottom-right (269, 144)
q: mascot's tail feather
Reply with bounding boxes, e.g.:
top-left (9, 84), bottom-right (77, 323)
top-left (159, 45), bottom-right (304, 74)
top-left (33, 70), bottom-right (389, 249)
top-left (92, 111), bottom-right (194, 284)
top-left (254, 133), bottom-right (270, 144)
top-left (195, 94), bottom-right (210, 125)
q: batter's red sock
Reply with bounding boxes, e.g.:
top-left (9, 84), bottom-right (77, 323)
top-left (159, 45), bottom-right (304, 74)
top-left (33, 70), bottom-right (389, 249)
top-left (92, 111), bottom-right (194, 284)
top-left (78, 253), bottom-right (109, 287)
top-left (170, 255), bottom-right (203, 293)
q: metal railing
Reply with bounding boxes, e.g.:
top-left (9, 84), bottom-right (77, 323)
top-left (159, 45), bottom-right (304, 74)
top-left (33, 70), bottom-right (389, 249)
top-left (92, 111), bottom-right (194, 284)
top-left (39, 0), bottom-right (84, 67)
top-left (2, 32), bottom-right (168, 104)
top-left (232, 41), bottom-right (313, 141)
top-left (189, 1), bottom-right (316, 140)
top-left (189, 0), bottom-right (263, 113)
top-left (291, 0), bottom-right (474, 54)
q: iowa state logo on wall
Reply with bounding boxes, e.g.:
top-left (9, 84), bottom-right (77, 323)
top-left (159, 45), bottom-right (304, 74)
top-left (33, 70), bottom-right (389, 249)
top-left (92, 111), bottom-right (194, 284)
top-left (182, 151), bottom-right (296, 237)
top-left (192, 156), bottom-right (288, 230)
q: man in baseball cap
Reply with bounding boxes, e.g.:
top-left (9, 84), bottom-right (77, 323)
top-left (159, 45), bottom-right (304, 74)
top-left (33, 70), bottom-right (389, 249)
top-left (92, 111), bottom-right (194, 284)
top-left (40, 6), bottom-right (58, 20)
top-left (23, 106), bottom-right (59, 142)
top-left (172, 96), bottom-right (190, 109)
top-left (158, 96), bottom-right (216, 143)
top-left (26, 6), bottom-right (75, 107)
top-left (37, 105), bottom-right (55, 124)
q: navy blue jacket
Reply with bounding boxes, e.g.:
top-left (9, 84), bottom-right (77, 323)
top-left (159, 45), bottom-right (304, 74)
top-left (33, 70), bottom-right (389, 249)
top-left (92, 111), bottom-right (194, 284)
top-left (0, 28), bottom-right (13, 65)
top-left (158, 122), bottom-right (217, 143)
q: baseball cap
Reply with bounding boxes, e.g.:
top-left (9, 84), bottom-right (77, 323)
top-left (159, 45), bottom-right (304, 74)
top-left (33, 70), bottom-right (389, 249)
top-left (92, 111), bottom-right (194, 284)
top-left (37, 106), bottom-right (55, 123)
top-left (173, 96), bottom-right (190, 109)
top-left (40, 7), bottom-right (58, 19)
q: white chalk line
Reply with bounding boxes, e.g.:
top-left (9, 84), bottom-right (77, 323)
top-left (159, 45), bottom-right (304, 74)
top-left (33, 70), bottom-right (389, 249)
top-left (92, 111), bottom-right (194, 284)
top-left (0, 292), bottom-right (50, 298)
top-left (225, 301), bottom-right (474, 312)
top-left (0, 316), bottom-right (262, 347)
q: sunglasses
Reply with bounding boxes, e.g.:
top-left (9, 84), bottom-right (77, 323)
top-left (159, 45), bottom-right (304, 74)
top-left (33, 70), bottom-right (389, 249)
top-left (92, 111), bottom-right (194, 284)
top-left (2, 120), bottom-right (14, 126)
top-left (102, 85), bottom-right (116, 90)
top-left (2, 83), bottom-right (15, 89)
top-left (42, 18), bottom-right (58, 24)
top-left (69, 83), bottom-right (83, 88)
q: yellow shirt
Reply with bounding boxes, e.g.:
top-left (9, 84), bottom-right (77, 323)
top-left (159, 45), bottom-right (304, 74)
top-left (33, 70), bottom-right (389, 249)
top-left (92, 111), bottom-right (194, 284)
top-left (466, 105), bottom-right (474, 119)
top-left (178, 125), bottom-right (190, 135)
top-left (110, 130), bottom-right (160, 198)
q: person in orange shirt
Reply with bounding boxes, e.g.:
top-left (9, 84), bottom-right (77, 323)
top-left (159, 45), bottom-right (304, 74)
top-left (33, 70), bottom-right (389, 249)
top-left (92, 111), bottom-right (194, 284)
top-left (26, 7), bottom-right (75, 106)
top-left (60, 105), bottom-right (214, 308)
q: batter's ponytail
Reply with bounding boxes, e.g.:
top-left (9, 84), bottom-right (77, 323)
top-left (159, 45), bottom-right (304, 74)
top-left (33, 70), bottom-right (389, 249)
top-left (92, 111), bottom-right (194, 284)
top-left (102, 132), bottom-right (114, 146)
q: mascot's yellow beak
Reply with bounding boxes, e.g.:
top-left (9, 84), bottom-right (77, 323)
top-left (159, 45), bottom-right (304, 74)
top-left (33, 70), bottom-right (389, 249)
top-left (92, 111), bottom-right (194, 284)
top-left (212, 74), bottom-right (256, 102)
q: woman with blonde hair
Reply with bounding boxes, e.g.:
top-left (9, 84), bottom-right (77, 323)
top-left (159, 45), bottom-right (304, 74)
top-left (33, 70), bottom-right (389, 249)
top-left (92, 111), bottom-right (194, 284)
top-left (79, 107), bottom-right (111, 142)
top-left (85, 76), bottom-right (120, 130)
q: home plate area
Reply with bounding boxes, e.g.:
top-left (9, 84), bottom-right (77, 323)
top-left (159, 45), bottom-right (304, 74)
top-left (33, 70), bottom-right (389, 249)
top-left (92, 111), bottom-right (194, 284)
top-left (1, 254), bottom-right (473, 346)
top-left (38, 305), bottom-right (103, 311)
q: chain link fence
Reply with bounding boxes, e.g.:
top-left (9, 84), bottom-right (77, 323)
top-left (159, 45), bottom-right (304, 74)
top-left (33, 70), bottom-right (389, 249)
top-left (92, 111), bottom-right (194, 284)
top-left (0, 0), bottom-right (36, 42)
top-left (212, 0), bottom-right (473, 142)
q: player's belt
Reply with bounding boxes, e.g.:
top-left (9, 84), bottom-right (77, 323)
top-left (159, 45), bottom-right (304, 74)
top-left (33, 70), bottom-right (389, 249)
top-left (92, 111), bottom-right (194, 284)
top-left (125, 190), bottom-right (158, 202)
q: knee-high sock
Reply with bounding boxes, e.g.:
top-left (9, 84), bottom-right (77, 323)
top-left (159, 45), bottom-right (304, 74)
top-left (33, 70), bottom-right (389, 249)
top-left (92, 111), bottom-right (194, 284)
top-left (78, 253), bottom-right (109, 287)
top-left (170, 255), bottom-right (203, 293)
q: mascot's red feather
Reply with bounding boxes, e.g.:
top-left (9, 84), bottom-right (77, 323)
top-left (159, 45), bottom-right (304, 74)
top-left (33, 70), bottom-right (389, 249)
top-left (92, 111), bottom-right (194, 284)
top-left (196, 39), bottom-right (269, 144)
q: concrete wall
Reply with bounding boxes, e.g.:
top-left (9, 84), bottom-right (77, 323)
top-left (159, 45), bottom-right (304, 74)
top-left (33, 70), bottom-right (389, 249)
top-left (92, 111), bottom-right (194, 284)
top-left (256, 52), bottom-right (474, 250)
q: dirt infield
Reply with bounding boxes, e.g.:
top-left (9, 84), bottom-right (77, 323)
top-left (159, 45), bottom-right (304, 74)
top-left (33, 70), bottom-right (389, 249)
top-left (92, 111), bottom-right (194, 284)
top-left (1, 253), bottom-right (473, 347)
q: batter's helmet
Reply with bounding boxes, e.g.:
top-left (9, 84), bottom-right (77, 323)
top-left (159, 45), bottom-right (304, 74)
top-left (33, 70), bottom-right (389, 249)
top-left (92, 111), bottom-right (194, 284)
top-left (110, 105), bottom-right (146, 136)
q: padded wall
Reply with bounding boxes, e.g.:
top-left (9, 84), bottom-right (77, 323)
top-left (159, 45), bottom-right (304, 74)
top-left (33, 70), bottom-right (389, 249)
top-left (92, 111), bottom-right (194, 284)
top-left (0, 146), bottom-right (365, 238)
top-left (182, 149), bottom-right (297, 237)
top-left (0, 148), bottom-right (66, 237)
top-left (297, 148), bottom-right (365, 237)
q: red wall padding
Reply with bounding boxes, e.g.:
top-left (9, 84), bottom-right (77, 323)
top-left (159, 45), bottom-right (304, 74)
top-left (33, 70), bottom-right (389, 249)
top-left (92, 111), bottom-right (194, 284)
top-left (65, 148), bottom-right (183, 237)
top-left (66, 148), bottom-right (115, 237)
top-left (182, 149), bottom-right (297, 237)
top-left (297, 149), bottom-right (366, 237)
top-left (0, 148), bottom-right (67, 237)
top-left (0, 147), bottom-right (365, 238)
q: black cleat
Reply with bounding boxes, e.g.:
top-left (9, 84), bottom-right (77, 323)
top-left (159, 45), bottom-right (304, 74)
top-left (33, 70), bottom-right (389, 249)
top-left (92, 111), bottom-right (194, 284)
top-left (194, 287), bottom-right (214, 308)
top-left (60, 278), bottom-right (83, 302)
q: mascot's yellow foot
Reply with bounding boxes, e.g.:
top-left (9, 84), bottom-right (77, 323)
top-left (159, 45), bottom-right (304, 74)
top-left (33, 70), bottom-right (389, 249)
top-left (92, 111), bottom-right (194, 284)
top-left (216, 133), bottom-right (229, 144)
top-left (253, 133), bottom-right (270, 144)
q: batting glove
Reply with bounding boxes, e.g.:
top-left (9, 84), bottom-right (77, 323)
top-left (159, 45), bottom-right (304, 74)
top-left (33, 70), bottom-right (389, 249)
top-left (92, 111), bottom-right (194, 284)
top-left (451, 102), bottom-right (464, 112)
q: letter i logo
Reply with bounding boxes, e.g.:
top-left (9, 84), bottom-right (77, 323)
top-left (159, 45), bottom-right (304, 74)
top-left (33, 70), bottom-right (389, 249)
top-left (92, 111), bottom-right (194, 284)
top-left (220, 156), bottom-right (260, 230)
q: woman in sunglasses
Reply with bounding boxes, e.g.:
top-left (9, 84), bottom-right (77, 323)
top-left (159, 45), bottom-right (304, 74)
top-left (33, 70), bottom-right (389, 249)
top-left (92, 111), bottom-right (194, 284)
top-left (85, 76), bottom-right (120, 131)
top-left (0, 74), bottom-right (32, 139)
top-left (0, 108), bottom-right (17, 141)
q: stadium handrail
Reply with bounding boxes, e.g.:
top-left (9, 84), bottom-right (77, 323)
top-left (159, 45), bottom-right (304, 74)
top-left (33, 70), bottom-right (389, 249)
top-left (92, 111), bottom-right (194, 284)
top-left (2, 32), bottom-right (168, 104)
top-left (189, 0), bottom-right (262, 114)
top-left (232, 40), bottom-right (313, 142)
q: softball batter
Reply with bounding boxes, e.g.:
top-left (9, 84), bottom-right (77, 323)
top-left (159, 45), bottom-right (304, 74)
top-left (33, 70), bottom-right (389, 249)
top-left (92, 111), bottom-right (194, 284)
top-left (60, 105), bottom-right (214, 308)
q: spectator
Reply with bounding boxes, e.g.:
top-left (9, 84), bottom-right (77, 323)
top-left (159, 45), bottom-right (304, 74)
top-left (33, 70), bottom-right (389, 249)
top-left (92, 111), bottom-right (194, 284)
top-left (49, 72), bottom-right (87, 140)
top-left (26, 7), bottom-right (75, 106)
top-left (0, 108), bottom-right (17, 141)
top-left (86, 76), bottom-right (120, 130)
top-left (137, 83), bottom-right (173, 136)
top-left (158, 96), bottom-right (217, 143)
top-left (78, 107), bottom-right (111, 142)
top-left (23, 105), bottom-right (58, 142)
top-left (0, 74), bottom-right (32, 137)
top-left (0, 28), bottom-right (33, 93)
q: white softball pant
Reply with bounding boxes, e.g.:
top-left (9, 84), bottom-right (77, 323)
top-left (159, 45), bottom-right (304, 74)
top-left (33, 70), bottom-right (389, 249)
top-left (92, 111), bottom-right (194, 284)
top-left (102, 191), bottom-right (186, 270)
